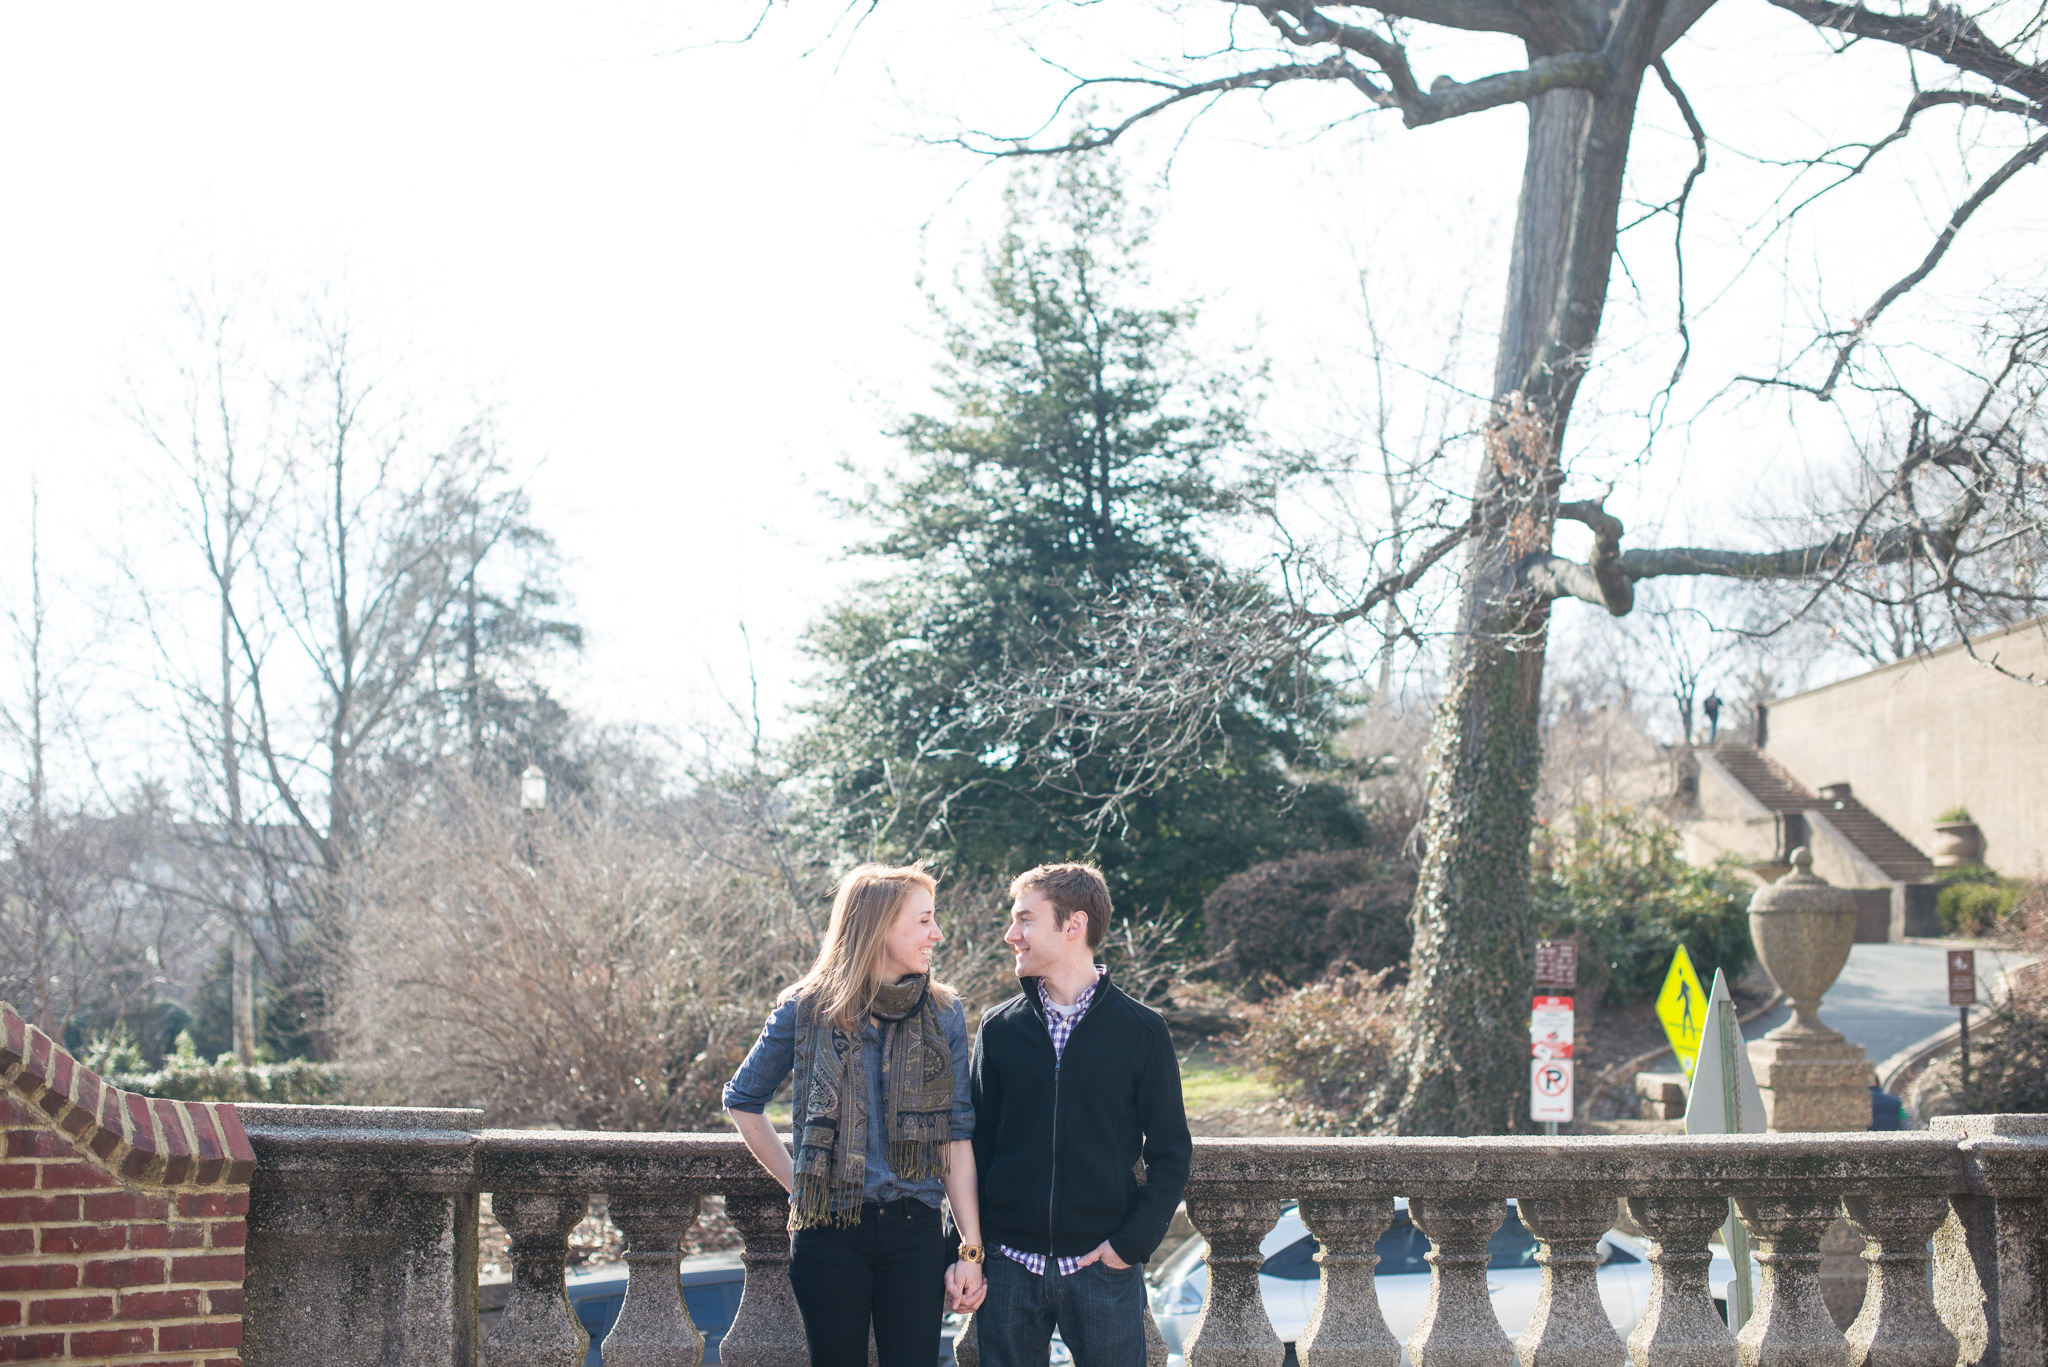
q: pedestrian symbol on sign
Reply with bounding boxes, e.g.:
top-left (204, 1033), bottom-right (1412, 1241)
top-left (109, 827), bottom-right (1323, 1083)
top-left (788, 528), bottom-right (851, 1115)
top-left (1655, 945), bottom-right (1709, 1077)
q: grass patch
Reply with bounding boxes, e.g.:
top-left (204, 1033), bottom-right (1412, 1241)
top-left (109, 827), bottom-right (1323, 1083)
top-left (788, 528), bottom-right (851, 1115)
top-left (1178, 1058), bottom-right (1279, 1112)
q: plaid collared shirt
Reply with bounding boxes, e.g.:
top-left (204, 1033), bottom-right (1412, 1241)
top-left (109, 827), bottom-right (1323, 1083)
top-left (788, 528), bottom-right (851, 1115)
top-left (997, 971), bottom-right (1103, 1277)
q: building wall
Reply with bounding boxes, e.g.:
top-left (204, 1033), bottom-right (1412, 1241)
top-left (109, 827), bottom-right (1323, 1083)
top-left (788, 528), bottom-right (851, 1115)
top-left (0, 1003), bottom-right (254, 1365)
top-left (1765, 621), bottom-right (2048, 878)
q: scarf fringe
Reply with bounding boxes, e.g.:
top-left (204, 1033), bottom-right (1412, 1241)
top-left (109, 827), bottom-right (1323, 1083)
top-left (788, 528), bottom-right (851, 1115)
top-left (792, 1173), bottom-right (865, 1230)
top-left (887, 1139), bottom-right (949, 1182)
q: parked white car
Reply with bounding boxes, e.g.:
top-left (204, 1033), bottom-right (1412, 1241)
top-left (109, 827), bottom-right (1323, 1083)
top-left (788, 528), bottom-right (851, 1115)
top-left (1143, 1199), bottom-right (1735, 1367)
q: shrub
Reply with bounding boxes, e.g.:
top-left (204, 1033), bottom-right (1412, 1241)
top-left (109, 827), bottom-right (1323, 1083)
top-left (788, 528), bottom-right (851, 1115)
top-left (1202, 850), bottom-right (1414, 992)
top-left (1241, 965), bottom-right (1403, 1133)
top-left (1936, 805), bottom-right (1973, 823)
top-left (111, 1029), bottom-right (346, 1104)
top-left (1530, 805), bottom-right (1754, 1006)
top-left (1933, 863), bottom-right (2026, 935)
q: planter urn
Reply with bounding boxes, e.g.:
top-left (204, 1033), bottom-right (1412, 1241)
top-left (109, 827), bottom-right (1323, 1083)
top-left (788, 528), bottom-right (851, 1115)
top-left (1744, 847), bottom-right (1871, 1130)
top-left (1931, 819), bottom-right (1984, 868)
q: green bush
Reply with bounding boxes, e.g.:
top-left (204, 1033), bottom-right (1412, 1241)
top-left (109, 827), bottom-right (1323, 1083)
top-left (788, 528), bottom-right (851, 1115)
top-left (110, 1030), bottom-right (346, 1105)
top-left (1935, 866), bottom-right (2025, 936)
top-left (1936, 805), bottom-right (1973, 823)
top-left (1203, 850), bottom-right (1415, 993)
top-left (1531, 805), bottom-right (1755, 1006)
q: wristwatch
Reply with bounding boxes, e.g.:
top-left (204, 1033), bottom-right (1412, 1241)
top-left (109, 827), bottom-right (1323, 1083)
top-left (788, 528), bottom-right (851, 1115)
top-left (956, 1244), bottom-right (985, 1264)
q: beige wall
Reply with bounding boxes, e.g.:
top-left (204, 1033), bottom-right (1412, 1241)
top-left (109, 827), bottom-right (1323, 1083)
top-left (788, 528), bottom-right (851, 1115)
top-left (1765, 621), bottom-right (2048, 878)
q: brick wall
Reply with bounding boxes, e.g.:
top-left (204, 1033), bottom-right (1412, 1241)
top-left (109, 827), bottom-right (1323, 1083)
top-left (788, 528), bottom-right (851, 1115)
top-left (0, 1003), bottom-right (254, 1365)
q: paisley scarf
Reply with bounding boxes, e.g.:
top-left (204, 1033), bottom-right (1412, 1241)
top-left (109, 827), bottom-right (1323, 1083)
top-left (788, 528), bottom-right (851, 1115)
top-left (790, 974), bottom-right (954, 1229)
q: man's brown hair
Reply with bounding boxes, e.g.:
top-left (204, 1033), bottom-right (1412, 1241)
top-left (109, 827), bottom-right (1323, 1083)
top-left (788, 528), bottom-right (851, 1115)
top-left (1009, 862), bottom-right (1113, 950)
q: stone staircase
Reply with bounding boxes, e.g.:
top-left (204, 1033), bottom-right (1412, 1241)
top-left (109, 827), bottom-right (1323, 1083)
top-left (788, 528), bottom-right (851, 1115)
top-left (1711, 743), bottom-right (1934, 882)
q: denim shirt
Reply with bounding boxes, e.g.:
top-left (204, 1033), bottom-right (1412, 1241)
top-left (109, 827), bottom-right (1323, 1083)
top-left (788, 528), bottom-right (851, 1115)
top-left (722, 992), bottom-right (975, 1208)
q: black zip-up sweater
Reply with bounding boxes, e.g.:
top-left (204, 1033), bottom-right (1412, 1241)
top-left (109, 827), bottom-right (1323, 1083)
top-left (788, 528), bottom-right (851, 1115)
top-left (970, 971), bottom-right (1192, 1266)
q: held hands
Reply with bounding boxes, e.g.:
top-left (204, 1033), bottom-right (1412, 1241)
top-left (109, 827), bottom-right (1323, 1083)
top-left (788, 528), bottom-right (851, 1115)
top-left (945, 1260), bottom-right (987, 1312)
top-left (1075, 1240), bottom-right (1130, 1271)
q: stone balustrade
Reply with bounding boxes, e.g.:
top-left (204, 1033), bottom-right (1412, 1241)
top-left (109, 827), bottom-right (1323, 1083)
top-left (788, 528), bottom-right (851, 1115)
top-left (234, 1106), bottom-right (2048, 1367)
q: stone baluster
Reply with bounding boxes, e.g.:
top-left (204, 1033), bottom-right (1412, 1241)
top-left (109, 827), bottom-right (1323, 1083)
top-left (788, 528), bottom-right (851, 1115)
top-left (1623, 1196), bottom-right (1737, 1367)
top-left (1839, 1196), bottom-right (1956, 1367)
top-left (605, 1192), bottom-right (707, 1367)
top-left (1517, 1198), bottom-right (1626, 1367)
top-left (1734, 1195), bottom-right (1849, 1367)
top-left (1184, 1194), bottom-right (1286, 1367)
top-left (1408, 1197), bottom-right (1515, 1367)
top-left (484, 1193), bottom-right (591, 1367)
top-left (718, 1192), bottom-right (809, 1367)
top-left (1297, 1197), bottom-right (1399, 1367)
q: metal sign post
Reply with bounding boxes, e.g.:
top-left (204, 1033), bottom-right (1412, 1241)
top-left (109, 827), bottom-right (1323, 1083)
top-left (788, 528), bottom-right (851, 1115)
top-left (1684, 968), bottom-right (1765, 1331)
top-left (1949, 949), bottom-right (1977, 1090)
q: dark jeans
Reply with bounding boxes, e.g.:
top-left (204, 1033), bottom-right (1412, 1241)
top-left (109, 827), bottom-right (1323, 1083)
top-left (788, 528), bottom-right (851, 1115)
top-left (975, 1251), bottom-right (1146, 1367)
top-left (788, 1197), bottom-right (950, 1367)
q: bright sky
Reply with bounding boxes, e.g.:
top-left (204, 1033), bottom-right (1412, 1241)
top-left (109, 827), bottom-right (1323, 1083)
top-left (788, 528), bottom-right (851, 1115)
top-left (2, 2), bottom-right (2042, 782)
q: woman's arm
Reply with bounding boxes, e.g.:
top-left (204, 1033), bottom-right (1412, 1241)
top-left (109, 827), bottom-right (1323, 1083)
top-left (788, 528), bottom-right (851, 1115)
top-left (942, 1139), bottom-right (987, 1311)
top-left (731, 1110), bottom-right (795, 1193)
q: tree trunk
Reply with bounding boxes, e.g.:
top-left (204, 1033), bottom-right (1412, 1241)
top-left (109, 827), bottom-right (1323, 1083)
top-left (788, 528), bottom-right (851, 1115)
top-left (1386, 28), bottom-right (1661, 1132)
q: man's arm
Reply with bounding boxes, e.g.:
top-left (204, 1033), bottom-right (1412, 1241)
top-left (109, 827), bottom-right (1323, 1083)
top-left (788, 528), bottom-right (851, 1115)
top-left (1109, 1018), bottom-right (1191, 1266)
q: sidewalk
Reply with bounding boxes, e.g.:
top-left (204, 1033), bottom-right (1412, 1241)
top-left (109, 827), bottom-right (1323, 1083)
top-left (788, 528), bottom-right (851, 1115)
top-left (1739, 941), bottom-right (2035, 1065)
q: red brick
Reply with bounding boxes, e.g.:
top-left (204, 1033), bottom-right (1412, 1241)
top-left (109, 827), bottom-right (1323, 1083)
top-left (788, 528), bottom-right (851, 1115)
top-left (220, 1189), bottom-right (248, 1216)
top-left (23, 1033), bottom-right (50, 1093)
top-left (149, 1101), bottom-right (193, 1185)
top-left (1, 1008), bottom-right (26, 1070)
top-left (157, 1318), bottom-right (242, 1350)
top-left (118, 1288), bottom-right (201, 1319)
top-left (0, 1267), bottom-right (74, 1293)
top-left (166, 1222), bottom-right (206, 1249)
top-left (0, 1230), bottom-right (31, 1256)
top-left (186, 1107), bottom-right (225, 1186)
top-left (44, 1055), bottom-right (71, 1111)
top-left (175, 1192), bottom-right (229, 1219)
top-left (83, 1190), bottom-right (167, 1222)
top-left (4, 1132), bottom-right (70, 1161)
top-left (127, 1222), bottom-right (170, 1250)
top-left (66, 1325), bottom-right (155, 1356)
top-left (26, 1293), bottom-right (114, 1324)
top-left (0, 1300), bottom-right (17, 1327)
top-left (0, 1168), bottom-right (34, 1193)
top-left (206, 1220), bottom-right (246, 1249)
top-left (205, 1287), bottom-right (243, 1315)
top-left (214, 1106), bottom-right (255, 1184)
top-left (205, 1358), bottom-right (242, 1367)
top-left (38, 1224), bottom-right (124, 1255)
top-left (89, 1087), bottom-right (124, 1161)
top-left (169, 1254), bottom-right (242, 1284)
top-left (118, 1093), bottom-right (155, 1181)
top-left (0, 1195), bottom-right (79, 1223)
top-left (38, 1162), bottom-right (116, 1191)
top-left (83, 1256), bottom-right (166, 1288)
top-left (0, 1096), bottom-right (34, 1124)
top-left (0, 1330), bottom-right (68, 1358)
top-left (62, 1073), bottom-right (100, 1139)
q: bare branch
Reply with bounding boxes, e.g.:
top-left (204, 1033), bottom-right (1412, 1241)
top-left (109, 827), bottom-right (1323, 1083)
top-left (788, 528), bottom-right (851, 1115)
top-left (1770, 0), bottom-right (2048, 106)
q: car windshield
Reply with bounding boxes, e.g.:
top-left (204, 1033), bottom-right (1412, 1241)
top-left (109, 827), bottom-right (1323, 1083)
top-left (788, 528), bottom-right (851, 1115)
top-left (1257, 1206), bottom-right (1545, 1280)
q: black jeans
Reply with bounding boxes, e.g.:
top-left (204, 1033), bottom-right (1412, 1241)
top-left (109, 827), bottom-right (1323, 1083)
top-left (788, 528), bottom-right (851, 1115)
top-left (788, 1197), bottom-right (951, 1367)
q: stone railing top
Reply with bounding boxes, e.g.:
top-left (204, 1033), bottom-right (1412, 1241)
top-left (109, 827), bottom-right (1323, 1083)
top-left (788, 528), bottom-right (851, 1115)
top-left (239, 1102), bottom-right (484, 1133)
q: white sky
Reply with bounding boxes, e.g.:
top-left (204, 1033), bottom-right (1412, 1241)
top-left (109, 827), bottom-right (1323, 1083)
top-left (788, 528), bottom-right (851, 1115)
top-left (2, 2), bottom-right (2042, 784)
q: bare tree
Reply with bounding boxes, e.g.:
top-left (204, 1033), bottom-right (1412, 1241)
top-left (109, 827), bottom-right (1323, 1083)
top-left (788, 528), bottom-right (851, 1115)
top-left (915, 1), bottom-right (2048, 1131)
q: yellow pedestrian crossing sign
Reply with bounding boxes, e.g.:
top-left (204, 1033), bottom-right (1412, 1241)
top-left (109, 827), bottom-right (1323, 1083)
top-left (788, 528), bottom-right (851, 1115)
top-left (1656, 945), bottom-right (1708, 1077)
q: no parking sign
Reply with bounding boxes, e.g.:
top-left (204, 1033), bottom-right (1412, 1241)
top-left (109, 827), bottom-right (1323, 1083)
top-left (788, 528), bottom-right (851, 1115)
top-left (1531, 1057), bottom-right (1573, 1121)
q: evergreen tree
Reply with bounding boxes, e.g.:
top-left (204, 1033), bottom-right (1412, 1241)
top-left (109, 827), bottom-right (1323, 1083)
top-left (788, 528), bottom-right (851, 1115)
top-left (804, 154), bottom-right (1365, 925)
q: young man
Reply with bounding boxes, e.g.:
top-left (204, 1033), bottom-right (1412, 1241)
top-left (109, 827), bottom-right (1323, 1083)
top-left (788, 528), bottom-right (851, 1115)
top-left (966, 863), bottom-right (1191, 1367)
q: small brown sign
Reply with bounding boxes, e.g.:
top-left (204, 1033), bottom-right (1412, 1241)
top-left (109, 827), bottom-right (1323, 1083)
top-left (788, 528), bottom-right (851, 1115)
top-left (1948, 949), bottom-right (1978, 1007)
top-left (1535, 939), bottom-right (1578, 991)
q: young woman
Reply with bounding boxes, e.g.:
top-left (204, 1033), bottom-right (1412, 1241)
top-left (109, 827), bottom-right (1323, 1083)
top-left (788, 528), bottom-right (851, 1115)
top-left (724, 864), bottom-right (987, 1367)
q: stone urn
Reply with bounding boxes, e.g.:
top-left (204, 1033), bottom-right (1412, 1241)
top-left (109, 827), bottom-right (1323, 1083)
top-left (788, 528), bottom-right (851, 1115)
top-left (1746, 847), bottom-right (1870, 1130)
top-left (1749, 846), bottom-right (1857, 1042)
top-left (1932, 818), bottom-right (1985, 868)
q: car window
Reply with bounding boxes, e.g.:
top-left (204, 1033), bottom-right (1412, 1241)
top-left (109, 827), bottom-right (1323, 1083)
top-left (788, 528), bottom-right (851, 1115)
top-left (1600, 1240), bottom-right (1639, 1265)
top-left (1486, 1206), bottom-right (1540, 1270)
top-left (1250, 1207), bottom-right (1570, 1280)
top-left (686, 1280), bottom-right (743, 1348)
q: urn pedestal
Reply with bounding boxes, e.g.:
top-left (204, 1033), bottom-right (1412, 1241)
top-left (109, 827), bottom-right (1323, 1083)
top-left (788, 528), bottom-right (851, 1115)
top-left (1745, 848), bottom-right (1871, 1133)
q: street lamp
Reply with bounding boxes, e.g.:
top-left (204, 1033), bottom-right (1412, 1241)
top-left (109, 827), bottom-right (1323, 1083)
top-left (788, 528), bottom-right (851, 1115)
top-left (520, 765), bottom-right (548, 812)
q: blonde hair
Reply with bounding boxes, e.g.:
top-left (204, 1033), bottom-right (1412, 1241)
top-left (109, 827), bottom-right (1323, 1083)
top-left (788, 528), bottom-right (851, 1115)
top-left (785, 863), bottom-right (955, 1031)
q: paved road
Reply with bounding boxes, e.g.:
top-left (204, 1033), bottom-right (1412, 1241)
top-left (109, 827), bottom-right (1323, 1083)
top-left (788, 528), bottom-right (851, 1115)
top-left (1739, 942), bottom-right (2036, 1066)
